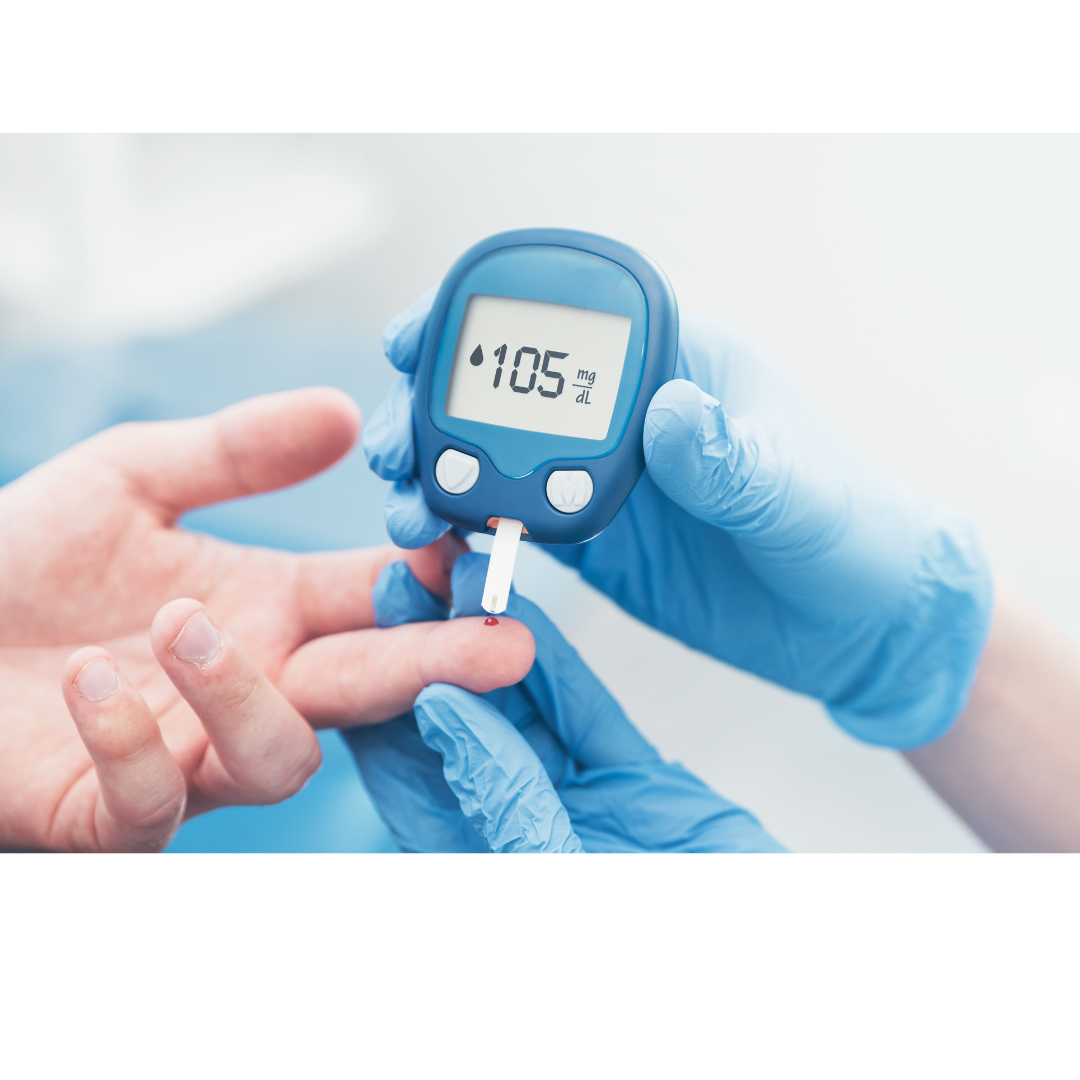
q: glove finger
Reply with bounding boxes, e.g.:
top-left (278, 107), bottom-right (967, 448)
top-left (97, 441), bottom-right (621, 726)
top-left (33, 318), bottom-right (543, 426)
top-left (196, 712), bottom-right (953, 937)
top-left (382, 285), bottom-right (439, 374)
top-left (414, 684), bottom-right (581, 853)
top-left (385, 478), bottom-right (451, 549)
top-left (644, 379), bottom-right (777, 534)
top-left (450, 552), bottom-right (661, 769)
top-left (448, 549), bottom-right (505, 618)
top-left (342, 714), bottom-right (488, 852)
top-left (372, 560), bottom-right (450, 628)
top-left (645, 379), bottom-right (849, 562)
top-left (362, 373), bottom-right (417, 481)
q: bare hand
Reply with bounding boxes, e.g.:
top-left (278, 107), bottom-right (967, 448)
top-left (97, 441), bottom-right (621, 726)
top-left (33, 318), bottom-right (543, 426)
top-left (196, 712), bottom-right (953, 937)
top-left (0, 388), bottom-right (534, 851)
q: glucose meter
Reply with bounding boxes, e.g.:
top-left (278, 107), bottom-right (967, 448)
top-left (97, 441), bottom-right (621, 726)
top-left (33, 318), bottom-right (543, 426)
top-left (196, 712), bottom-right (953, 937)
top-left (413, 228), bottom-right (678, 611)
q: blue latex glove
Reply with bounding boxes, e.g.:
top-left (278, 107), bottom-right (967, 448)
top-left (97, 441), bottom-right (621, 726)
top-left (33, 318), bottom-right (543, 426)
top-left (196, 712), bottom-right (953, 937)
top-left (343, 553), bottom-right (784, 852)
top-left (364, 292), bottom-right (993, 749)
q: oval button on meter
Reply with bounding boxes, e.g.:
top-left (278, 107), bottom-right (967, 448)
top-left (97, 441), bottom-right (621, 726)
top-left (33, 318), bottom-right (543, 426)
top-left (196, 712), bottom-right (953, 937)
top-left (435, 448), bottom-right (480, 494)
top-left (546, 470), bottom-right (593, 514)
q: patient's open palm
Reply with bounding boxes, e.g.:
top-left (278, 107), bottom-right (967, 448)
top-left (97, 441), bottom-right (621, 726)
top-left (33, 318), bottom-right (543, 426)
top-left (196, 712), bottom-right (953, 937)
top-left (0, 389), bottom-right (533, 852)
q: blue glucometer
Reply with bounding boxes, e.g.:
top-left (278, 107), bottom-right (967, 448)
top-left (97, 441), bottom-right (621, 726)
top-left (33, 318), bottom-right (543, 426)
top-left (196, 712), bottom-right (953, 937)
top-left (414, 228), bottom-right (678, 546)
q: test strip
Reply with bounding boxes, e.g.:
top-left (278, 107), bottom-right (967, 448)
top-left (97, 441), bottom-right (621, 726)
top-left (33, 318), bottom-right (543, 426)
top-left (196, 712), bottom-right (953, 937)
top-left (481, 518), bottom-right (523, 614)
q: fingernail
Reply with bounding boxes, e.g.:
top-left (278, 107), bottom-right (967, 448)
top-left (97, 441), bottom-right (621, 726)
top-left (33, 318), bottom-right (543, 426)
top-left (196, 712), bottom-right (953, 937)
top-left (169, 611), bottom-right (222, 665)
top-left (75, 657), bottom-right (120, 702)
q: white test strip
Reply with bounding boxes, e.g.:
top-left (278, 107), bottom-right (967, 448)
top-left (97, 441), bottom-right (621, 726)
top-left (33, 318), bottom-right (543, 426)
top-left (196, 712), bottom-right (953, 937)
top-left (481, 517), bottom-right (524, 614)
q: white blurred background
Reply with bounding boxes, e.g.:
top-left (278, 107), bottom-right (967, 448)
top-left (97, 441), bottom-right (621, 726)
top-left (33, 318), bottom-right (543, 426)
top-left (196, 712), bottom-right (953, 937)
top-left (3, 134), bottom-right (1079, 852)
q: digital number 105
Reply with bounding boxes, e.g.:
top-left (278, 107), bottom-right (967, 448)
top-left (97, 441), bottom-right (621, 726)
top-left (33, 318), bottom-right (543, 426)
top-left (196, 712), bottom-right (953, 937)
top-left (469, 344), bottom-right (566, 398)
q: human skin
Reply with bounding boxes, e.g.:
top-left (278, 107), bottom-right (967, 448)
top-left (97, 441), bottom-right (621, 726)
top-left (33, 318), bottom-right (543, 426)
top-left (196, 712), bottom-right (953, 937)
top-left (907, 581), bottom-right (1080, 852)
top-left (0, 388), bottom-right (534, 852)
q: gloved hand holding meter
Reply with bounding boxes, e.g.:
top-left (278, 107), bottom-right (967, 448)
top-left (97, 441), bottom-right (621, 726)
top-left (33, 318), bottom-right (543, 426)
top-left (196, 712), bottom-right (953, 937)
top-left (359, 228), bottom-right (995, 852)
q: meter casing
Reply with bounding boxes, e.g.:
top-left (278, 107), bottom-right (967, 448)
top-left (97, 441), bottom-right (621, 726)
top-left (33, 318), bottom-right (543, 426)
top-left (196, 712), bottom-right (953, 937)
top-left (414, 228), bottom-right (678, 545)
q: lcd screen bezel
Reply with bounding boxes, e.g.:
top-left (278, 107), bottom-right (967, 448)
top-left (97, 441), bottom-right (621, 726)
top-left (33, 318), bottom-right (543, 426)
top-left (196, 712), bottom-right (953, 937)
top-left (427, 245), bottom-right (648, 478)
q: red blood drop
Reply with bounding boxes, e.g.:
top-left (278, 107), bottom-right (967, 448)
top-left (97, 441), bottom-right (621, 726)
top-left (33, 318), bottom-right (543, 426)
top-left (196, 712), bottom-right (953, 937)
top-left (484, 617), bottom-right (499, 626)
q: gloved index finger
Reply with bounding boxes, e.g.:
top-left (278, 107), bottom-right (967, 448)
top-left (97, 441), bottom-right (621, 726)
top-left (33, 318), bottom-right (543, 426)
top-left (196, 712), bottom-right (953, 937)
top-left (450, 553), bottom-right (661, 770)
top-left (362, 373), bottom-right (417, 481)
top-left (382, 285), bottom-right (439, 374)
top-left (384, 478), bottom-right (452, 550)
top-left (414, 683), bottom-right (581, 853)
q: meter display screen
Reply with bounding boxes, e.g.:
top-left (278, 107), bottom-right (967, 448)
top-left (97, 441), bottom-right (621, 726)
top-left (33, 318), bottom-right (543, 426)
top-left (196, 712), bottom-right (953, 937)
top-left (443, 294), bottom-right (632, 441)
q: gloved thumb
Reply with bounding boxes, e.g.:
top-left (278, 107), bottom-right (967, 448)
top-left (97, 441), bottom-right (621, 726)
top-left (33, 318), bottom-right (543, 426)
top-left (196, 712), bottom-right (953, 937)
top-left (644, 379), bottom-right (792, 538)
top-left (448, 550), bottom-right (513, 618)
top-left (644, 379), bottom-right (904, 608)
top-left (414, 684), bottom-right (582, 853)
top-left (372, 561), bottom-right (450, 628)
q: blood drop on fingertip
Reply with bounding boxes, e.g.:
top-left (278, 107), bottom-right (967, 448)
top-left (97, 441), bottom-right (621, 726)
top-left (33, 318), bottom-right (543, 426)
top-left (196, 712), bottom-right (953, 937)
top-left (484, 617), bottom-right (499, 626)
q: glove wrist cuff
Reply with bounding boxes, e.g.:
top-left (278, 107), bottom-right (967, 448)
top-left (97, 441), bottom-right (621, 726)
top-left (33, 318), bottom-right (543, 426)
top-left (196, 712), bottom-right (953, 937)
top-left (828, 511), bottom-right (995, 750)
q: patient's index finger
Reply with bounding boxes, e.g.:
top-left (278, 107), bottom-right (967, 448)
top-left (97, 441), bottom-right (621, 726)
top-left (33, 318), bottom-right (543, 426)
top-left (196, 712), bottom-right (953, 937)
top-left (279, 614), bottom-right (535, 728)
top-left (294, 533), bottom-right (467, 639)
top-left (96, 387), bottom-right (360, 517)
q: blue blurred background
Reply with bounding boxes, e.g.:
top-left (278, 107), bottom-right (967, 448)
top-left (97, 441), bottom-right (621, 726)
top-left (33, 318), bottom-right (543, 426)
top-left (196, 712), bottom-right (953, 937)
top-left (4, 135), bottom-right (1080, 850)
